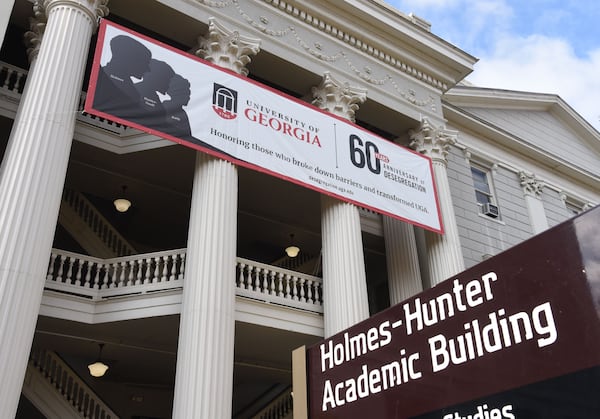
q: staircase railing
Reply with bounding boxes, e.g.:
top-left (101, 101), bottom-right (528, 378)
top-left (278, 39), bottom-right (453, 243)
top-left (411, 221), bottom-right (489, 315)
top-left (29, 348), bottom-right (119, 419)
top-left (251, 389), bottom-right (293, 419)
top-left (46, 249), bottom-right (323, 313)
top-left (62, 189), bottom-right (137, 256)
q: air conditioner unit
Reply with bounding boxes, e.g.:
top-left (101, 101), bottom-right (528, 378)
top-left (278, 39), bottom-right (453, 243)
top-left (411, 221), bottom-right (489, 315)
top-left (482, 203), bottom-right (499, 218)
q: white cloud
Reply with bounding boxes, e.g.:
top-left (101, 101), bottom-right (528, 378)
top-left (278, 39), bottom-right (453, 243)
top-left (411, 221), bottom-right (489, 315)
top-left (468, 34), bottom-right (600, 130)
top-left (385, 0), bottom-right (600, 130)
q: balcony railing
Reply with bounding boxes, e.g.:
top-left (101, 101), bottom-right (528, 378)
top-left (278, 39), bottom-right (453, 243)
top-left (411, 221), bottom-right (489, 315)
top-left (46, 248), bottom-right (323, 313)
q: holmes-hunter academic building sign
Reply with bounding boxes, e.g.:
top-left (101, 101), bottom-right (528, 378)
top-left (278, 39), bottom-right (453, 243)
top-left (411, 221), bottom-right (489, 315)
top-left (305, 206), bottom-right (600, 418)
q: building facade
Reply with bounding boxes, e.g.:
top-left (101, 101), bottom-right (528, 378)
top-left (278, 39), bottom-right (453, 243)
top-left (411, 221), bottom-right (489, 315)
top-left (0, 0), bottom-right (598, 418)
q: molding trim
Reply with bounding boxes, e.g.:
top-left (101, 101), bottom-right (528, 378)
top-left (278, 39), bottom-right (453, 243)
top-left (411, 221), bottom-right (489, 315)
top-left (193, 0), bottom-right (468, 97)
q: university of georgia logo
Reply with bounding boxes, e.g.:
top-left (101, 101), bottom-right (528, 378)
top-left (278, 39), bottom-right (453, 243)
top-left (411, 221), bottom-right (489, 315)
top-left (212, 83), bottom-right (238, 120)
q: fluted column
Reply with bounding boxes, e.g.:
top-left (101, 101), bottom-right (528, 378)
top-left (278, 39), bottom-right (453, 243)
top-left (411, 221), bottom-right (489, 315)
top-left (172, 18), bottom-right (260, 419)
top-left (383, 217), bottom-right (423, 305)
top-left (519, 171), bottom-right (549, 234)
top-left (0, 1), bottom-right (107, 416)
top-left (409, 118), bottom-right (464, 286)
top-left (0, 0), bottom-right (15, 48)
top-left (312, 72), bottom-right (370, 337)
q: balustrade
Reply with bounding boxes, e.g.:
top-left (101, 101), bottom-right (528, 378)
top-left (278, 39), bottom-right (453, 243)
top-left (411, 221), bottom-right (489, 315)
top-left (0, 62), bottom-right (27, 96)
top-left (45, 249), bottom-right (323, 312)
top-left (62, 189), bottom-right (137, 256)
top-left (29, 348), bottom-right (118, 419)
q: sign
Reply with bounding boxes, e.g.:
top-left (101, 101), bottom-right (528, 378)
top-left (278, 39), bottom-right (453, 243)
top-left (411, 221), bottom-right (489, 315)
top-left (84, 20), bottom-right (443, 233)
top-left (305, 206), bottom-right (600, 418)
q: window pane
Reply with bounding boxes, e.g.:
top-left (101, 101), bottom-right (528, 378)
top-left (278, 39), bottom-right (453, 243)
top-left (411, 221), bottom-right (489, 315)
top-left (471, 167), bottom-right (491, 194)
top-left (475, 191), bottom-right (491, 205)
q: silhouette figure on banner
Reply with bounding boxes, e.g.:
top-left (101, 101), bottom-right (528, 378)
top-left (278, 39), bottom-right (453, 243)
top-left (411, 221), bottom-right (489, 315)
top-left (92, 35), bottom-right (229, 157)
top-left (92, 35), bottom-right (151, 120)
top-left (162, 74), bottom-right (193, 140)
top-left (162, 74), bottom-right (229, 156)
top-left (131, 59), bottom-right (176, 130)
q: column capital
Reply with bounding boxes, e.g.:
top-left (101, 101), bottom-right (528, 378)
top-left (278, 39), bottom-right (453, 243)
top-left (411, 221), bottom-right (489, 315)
top-left (311, 72), bottom-right (367, 122)
top-left (196, 17), bottom-right (261, 76)
top-left (25, 0), bottom-right (108, 62)
top-left (409, 117), bottom-right (457, 164)
top-left (24, 2), bottom-right (46, 63)
top-left (519, 171), bottom-right (544, 197)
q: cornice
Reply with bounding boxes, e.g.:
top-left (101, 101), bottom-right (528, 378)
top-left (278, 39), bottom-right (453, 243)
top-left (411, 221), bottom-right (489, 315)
top-left (190, 0), bottom-right (475, 93)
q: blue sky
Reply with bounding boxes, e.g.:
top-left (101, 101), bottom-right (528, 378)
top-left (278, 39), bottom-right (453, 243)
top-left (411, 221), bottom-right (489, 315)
top-left (385, 0), bottom-right (600, 131)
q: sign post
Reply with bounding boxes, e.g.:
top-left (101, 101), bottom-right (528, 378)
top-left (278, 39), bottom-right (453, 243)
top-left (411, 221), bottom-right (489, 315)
top-left (303, 206), bottom-right (600, 418)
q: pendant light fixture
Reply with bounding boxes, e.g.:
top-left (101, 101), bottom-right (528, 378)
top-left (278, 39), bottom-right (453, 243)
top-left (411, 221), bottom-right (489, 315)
top-left (113, 185), bottom-right (132, 212)
top-left (285, 233), bottom-right (300, 258)
top-left (88, 343), bottom-right (109, 377)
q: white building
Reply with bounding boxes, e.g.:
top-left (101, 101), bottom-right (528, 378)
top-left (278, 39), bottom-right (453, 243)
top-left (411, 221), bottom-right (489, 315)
top-left (0, 0), bottom-right (598, 418)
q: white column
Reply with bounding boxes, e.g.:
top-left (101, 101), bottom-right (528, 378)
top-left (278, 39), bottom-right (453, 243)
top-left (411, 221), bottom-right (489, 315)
top-left (312, 72), bottom-right (370, 337)
top-left (0, 1), bottom-right (107, 417)
top-left (0, 0), bottom-right (15, 48)
top-left (519, 171), bottom-right (549, 234)
top-left (383, 217), bottom-right (423, 305)
top-left (172, 18), bottom-right (260, 419)
top-left (409, 118), bottom-right (464, 286)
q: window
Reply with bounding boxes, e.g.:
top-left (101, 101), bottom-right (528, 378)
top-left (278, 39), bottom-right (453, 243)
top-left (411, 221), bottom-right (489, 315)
top-left (471, 166), bottom-right (493, 205)
top-left (470, 163), bottom-right (499, 218)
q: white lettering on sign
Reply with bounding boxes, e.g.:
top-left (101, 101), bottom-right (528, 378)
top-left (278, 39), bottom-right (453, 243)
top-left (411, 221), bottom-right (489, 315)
top-left (316, 272), bottom-right (559, 413)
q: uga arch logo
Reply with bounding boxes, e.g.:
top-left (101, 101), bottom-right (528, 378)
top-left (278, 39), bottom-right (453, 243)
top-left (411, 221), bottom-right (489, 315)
top-left (212, 83), bottom-right (238, 120)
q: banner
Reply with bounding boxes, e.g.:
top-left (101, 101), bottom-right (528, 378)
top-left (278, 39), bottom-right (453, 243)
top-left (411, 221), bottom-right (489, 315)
top-left (305, 206), bottom-right (600, 418)
top-left (85, 20), bottom-right (443, 233)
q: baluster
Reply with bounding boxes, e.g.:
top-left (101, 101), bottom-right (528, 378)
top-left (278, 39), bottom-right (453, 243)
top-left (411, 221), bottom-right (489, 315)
top-left (49, 358), bottom-right (57, 384)
top-left (304, 278), bottom-right (312, 304)
top-left (125, 260), bottom-right (136, 287)
top-left (161, 255), bottom-right (169, 282)
top-left (240, 264), bottom-right (247, 289)
top-left (72, 383), bottom-right (82, 411)
top-left (65, 256), bottom-right (75, 284)
top-left (135, 258), bottom-right (143, 285)
top-left (110, 263), bottom-right (119, 288)
top-left (75, 257), bottom-right (84, 286)
top-left (15, 72), bottom-right (25, 93)
top-left (56, 255), bottom-right (66, 283)
top-left (143, 257), bottom-right (151, 285)
top-left (299, 277), bottom-right (306, 302)
top-left (317, 282), bottom-right (323, 305)
top-left (47, 252), bottom-right (57, 281)
top-left (152, 256), bottom-right (160, 283)
top-left (169, 254), bottom-right (177, 281)
top-left (179, 253), bottom-right (186, 280)
top-left (252, 266), bottom-right (260, 291)
top-left (158, 255), bottom-right (169, 282)
top-left (95, 263), bottom-right (105, 289)
top-left (291, 275), bottom-right (298, 301)
top-left (64, 375), bottom-right (73, 401)
top-left (84, 261), bottom-right (92, 287)
top-left (56, 365), bottom-right (65, 394)
top-left (276, 272), bottom-right (283, 297)
top-left (268, 270), bottom-right (276, 295)
top-left (1, 67), bottom-right (9, 89)
top-left (236, 262), bottom-right (243, 288)
top-left (261, 268), bottom-right (268, 295)
top-left (285, 274), bottom-right (292, 299)
top-left (83, 394), bottom-right (91, 418)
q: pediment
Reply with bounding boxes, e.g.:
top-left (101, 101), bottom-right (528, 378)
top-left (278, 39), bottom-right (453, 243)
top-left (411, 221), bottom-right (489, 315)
top-left (443, 86), bottom-right (600, 183)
